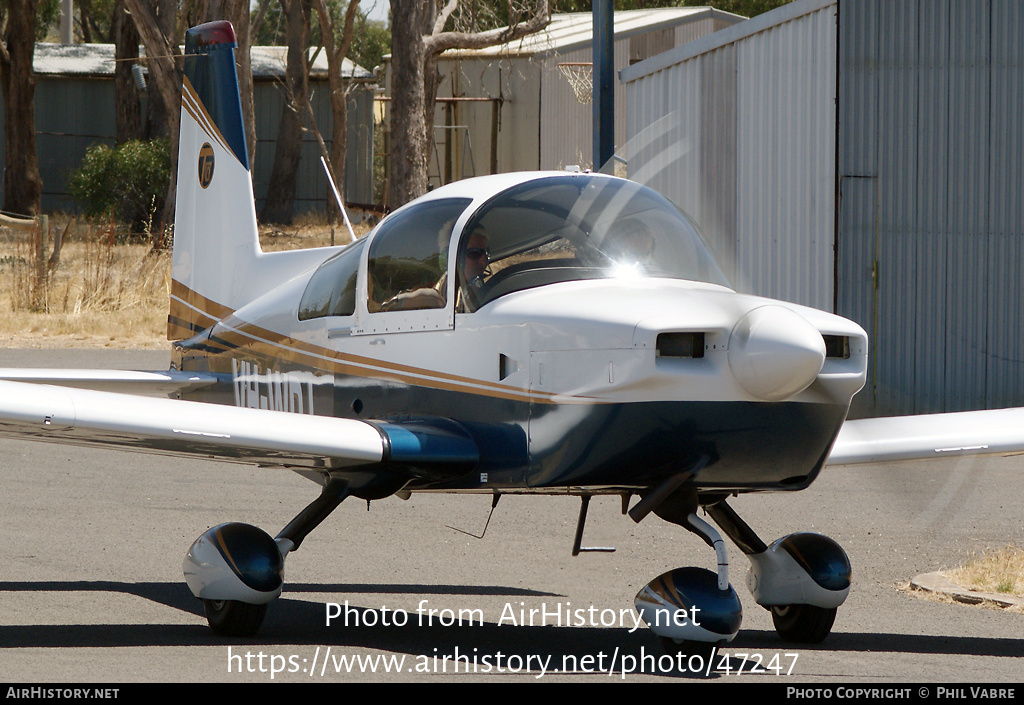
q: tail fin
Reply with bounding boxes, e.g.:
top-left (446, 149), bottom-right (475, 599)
top-left (169, 20), bottom-right (257, 340)
top-left (168, 21), bottom-right (340, 342)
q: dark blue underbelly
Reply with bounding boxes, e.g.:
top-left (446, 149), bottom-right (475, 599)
top-left (181, 358), bottom-right (846, 494)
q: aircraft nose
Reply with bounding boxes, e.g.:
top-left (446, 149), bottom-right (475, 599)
top-left (727, 306), bottom-right (826, 401)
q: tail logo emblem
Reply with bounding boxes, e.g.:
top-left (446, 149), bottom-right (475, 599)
top-left (198, 143), bottom-right (215, 189)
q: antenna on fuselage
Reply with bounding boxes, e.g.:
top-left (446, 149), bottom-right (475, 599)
top-left (321, 156), bottom-right (357, 243)
top-left (446, 494), bottom-right (500, 539)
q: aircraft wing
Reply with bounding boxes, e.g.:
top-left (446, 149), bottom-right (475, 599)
top-left (0, 380), bottom-right (478, 472)
top-left (827, 407), bottom-right (1024, 465)
top-left (0, 368), bottom-right (218, 397)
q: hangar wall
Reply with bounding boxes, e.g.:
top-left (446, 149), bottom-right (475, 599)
top-left (624, 0), bottom-right (1024, 416)
top-left (836, 0), bottom-right (1024, 416)
top-left (621, 0), bottom-right (837, 313)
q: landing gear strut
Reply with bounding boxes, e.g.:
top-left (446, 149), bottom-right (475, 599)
top-left (633, 480), bottom-right (742, 653)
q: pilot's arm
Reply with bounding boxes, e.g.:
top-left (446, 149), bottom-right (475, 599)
top-left (380, 286), bottom-right (445, 311)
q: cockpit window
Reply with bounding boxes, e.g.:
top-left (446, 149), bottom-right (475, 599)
top-left (298, 237), bottom-right (367, 320)
top-left (367, 198), bottom-right (472, 312)
top-left (456, 175), bottom-right (729, 312)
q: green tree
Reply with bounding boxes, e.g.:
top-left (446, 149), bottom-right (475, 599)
top-left (73, 0), bottom-right (117, 42)
top-left (348, 10), bottom-right (388, 70)
top-left (68, 139), bottom-right (172, 236)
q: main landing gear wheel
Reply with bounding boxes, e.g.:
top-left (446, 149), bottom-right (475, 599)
top-left (184, 482), bottom-right (356, 637)
top-left (770, 604), bottom-right (836, 643)
top-left (203, 599), bottom-right (268, 637)
top-left (659, 636), bottom-right (719, 661)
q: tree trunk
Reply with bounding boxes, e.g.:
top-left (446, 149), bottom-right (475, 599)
top-left (387, 1), bottom-right (431, 210)
top-left (0, 0), bottom-right (43, 217)
top-left (235, 6), bottom-right (257, 169)
top-left (387, 0), bottom-right (550, 210)
top-left (114, 0), bottom-right (143, 143)
top-left (260, 0), bottom-right (311, 225)
top-left (142, 0), bottom-right (180, 140)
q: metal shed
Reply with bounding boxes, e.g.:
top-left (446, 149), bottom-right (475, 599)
top-left (7, 42), bottom-right (375, 216)
top-left (621, 0), bottom-right (1024, 417)
top-left (383, 8), bottom-right (744, 190)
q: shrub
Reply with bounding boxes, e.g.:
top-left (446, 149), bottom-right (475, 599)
top-left (68, 139), bottom-right (172, 238)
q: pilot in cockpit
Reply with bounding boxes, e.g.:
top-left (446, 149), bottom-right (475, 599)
top-left (606, 218), bottom-right (655, 270)
top-left (380, 225), bottom-right (489, 312)
top-left (460, 227), bottom-right (491, 291)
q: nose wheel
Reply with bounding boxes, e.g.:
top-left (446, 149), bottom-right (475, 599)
top-left (631, 480), bottom-right (851, 651)
top-left (770, 604), bottom-right (837, 643)
top-left (704, 499), bottom-right (850, 644)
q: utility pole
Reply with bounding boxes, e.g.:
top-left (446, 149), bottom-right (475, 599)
top-left (60, 0), bottom-right (74, 43)
top-left (592, 0), bottom-right (614, 170)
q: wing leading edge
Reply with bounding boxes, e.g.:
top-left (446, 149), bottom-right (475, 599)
top-left (0, 380), bottom-right (478, 475)
top-left (0, 369), bottom-right (218, 397)
top-left (828, 407), bottom-right (1024, 466)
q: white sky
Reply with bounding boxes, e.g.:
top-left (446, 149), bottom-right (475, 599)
top-left (362, 1), bottom-right (389, 25)
top-left (247, 1), bottom-right (389, 26)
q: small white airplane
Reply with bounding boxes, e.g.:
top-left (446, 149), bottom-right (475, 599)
top-left (2, 20), bottom-right (1022, 653)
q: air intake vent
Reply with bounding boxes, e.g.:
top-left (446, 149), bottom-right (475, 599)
top-left (822, 335), bottom-right (850, 359)
top-left (656, 332), bottom-right (705, 358)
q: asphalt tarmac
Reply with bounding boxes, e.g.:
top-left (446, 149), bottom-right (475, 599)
top-left (0, 349), bottom-right (1021, 683)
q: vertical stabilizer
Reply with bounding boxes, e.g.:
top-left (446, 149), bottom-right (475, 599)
top-left (168, 21), bottom-right (259, 340)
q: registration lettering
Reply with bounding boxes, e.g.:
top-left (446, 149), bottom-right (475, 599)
top-left (231, 359), bottom-right (317, 414)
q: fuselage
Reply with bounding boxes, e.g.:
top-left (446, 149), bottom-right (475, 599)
top-left (171, 172), bottom-right (868, 495)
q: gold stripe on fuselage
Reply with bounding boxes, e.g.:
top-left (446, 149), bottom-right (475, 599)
top-left (171, 282), bottom-right (601, 405)
top-left (168, 278), bottom-right (234, 340)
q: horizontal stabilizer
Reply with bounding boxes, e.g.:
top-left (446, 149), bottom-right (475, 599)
top-left (827, 407), bottom-right (1024, 465)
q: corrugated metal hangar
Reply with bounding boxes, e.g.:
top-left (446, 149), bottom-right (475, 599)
top-left (622, 0), bottom-right (1024, 417)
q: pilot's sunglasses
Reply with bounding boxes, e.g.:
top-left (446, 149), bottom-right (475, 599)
top-left (466, 248), bottom-right (490, 260)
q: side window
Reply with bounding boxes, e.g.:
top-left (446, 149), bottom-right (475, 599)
top-left (367, 198), bottom-right (471, 312)
top-left (298, 238), bottom-right (367, 320)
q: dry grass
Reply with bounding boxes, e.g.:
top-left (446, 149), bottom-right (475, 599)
top-left (0, 220), bottom-right (171, 348)
top-left (942, 544), bottom-right (1024, 598)
top-left (0, 215), bottom-right (371, 349)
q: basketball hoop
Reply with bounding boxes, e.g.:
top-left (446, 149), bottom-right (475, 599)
top-left (558, 62), bottom-right (593, 105)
